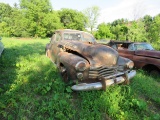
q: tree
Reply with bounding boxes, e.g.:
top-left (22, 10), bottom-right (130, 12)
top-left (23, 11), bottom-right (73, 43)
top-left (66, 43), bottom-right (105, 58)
top-left (10, 7), bottom-right (30, 37)
top-left (19, 0), bottom-right (62, 37)
top-left (58, 8), bottom-right (87, 30)
top-left (95, 23), bottom-right (112, 39)
top-left (110, 19), bottom-right (129, 40)
top-left (83, 6), bottom-right (100, 33)
top-left (0, 3), bottom-right (13, 36)
top-left (111, 25), bottom-right (122, 40)
top-left (128, 20), bottom-right (147, 42)
top-left (143, 15), bottom-right (153, 32)
top-left (120, 25), bottom-right (129, 40)
top-left (0, 3), bottom-right (12, 22)
top-left (148, 15), bottom-right (160, 43)
top-left (111, 18), bottom-right (128, 26)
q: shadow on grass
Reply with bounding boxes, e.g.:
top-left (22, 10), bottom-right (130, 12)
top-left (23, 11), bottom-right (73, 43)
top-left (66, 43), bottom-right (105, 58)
top-left (0, 42), bottom-right (46, 88)
top-left (0, 42), bottom-right (57, 119)
top-left (0, 40), bottom-right (79, 120)
top-left (0, 40), bottom-right (159, 120)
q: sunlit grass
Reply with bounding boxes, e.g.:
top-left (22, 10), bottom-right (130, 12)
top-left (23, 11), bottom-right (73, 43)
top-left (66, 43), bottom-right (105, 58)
top-left (0, 38), bottom-right (159, 120)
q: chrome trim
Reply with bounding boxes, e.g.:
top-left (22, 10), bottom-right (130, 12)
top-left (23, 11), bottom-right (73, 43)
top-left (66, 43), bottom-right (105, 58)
top-left (71, 70), bottom-right (136, 91)
top-left (71, 83), bottom-right (102, 91)
top-left (89, 66), bottom-right (118, 79)
top-left (75, 61), bottom-right (86, 71)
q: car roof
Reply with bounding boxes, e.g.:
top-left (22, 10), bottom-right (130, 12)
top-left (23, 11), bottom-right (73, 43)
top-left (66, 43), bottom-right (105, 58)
top-left (109, 40), bottom-right (148, 44)
top-left (55, 29), bottom-right (94, 36)
top-left (55, 29), bottom-right (82, 33)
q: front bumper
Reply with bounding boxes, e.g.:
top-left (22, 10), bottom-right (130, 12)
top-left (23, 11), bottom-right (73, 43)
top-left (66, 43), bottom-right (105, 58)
top-left (71, 70), bottom-right (136, 91)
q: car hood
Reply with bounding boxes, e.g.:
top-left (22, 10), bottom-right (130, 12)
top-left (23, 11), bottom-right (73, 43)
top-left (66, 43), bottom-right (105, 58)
top-left (135, 50), bottom-right (160, 58)
top-left (59, 41), bottom-right (119, 67)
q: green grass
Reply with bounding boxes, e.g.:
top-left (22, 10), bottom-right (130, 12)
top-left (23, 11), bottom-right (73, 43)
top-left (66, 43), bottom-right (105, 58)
top-left (152, 43), bottom-right (160, 50)
top-left (0, 38), bottom-right (160, 120)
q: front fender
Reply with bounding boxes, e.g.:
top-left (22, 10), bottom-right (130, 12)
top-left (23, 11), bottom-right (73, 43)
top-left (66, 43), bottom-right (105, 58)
top-left (57, 52), bottom-right (90, 81)
top-left (117, 56), bottom-right (133, 71)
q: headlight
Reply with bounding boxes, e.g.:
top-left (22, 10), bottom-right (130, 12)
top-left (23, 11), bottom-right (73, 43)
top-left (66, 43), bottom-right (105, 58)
top-left (75, 61), bottom-right (86, 71)
top-left (77, 73), bottom-right (83, 80)
top-left (126, 61), bottom-right (134, 69)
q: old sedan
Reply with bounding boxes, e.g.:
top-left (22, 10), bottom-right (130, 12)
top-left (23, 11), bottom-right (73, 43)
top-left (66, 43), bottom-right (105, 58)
top-left (45, 29), bottom-right (136, 91)
top-left (0, 37), bottom-right (4, 57)
top-left (106, 41), bottom-right (160, 76)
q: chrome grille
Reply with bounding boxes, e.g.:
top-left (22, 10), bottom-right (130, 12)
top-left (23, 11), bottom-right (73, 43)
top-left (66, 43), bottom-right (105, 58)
top-left (89, 66), bottom-right (118, 79)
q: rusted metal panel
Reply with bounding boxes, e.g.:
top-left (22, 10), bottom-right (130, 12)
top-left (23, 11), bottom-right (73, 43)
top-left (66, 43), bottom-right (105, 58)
top-left (135, 50), bottom-right (160, 58)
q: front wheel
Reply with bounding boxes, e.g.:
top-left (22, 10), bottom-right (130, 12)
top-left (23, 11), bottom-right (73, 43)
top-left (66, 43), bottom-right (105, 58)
top-left (59, 66), bottom-right (69, 83)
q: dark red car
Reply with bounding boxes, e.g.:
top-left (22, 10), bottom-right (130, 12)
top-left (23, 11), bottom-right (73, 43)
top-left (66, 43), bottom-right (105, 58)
top-left (45, 30), bottom-right (136, 91)
top-left (106, 41), bottom-right (160, 76)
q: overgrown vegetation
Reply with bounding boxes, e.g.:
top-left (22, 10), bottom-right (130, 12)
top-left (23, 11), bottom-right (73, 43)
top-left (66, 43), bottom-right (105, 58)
top-left (0, 0), bottom-right (160, 44)
top-left (95, 16), bottom-right (160, 44)
top-left (0, 38), bottom-right (160, 120)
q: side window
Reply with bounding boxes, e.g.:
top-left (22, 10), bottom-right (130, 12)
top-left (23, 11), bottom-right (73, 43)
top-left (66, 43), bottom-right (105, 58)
top-left (51, 34), bottom-right (56, 43)
top-left (128, 44), bottom-right (135, 51)
top-left (56, 34), bottom-right (61, 41)
top-left (64, 33), bottom-right (69, 40)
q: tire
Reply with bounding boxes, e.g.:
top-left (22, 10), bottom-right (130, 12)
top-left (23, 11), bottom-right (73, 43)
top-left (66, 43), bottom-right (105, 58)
top-left (150, 70), bottom-right (160, 77)
top-left (59, 66), bottom-right (69, 83)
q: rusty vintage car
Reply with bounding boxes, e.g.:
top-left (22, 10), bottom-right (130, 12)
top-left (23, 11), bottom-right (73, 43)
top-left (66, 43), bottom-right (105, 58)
top-left (45, 29), bottom-right (136, 91)
top-left (106, 40), bottom-right (160, 76)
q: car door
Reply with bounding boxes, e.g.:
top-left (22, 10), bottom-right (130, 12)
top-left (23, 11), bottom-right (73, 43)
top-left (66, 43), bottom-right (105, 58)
top-left (119, 43), bottom-right (143, 69)
top-left (117, 43), bottom-right (134, 60)
top-left (50, 32), bottom-right (62, 63)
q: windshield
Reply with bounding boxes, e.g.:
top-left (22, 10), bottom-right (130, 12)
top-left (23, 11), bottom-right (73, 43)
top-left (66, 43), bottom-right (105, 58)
top-left (64, 33), bottom-right (82, 41)
top-left (134, 43), bottom-right (154, 50)
top-left (63, 32), bottom-right (96, 43)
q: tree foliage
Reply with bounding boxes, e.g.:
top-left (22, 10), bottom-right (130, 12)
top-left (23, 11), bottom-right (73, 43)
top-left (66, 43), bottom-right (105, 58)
top-left (0, 3), bottom-right (13, 36)
top-left (0, 1), bottom-right (62, 37)
top-left (95, 23), bottom-right (112, 39)
top-left (58, 8), bottom-right (87, 30)
top-left (0, 1), bottom-right (159, 43)
top-left (83, 6), bottom-right (100, 33)
top-left (128, 20), bottom-right (147, 42)
top-left (19, 0), bottom-right (62, 37)
top-left (95, 15), bottom-right (160, 44)
top-left (148, 15), bottom-right (160, 43)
